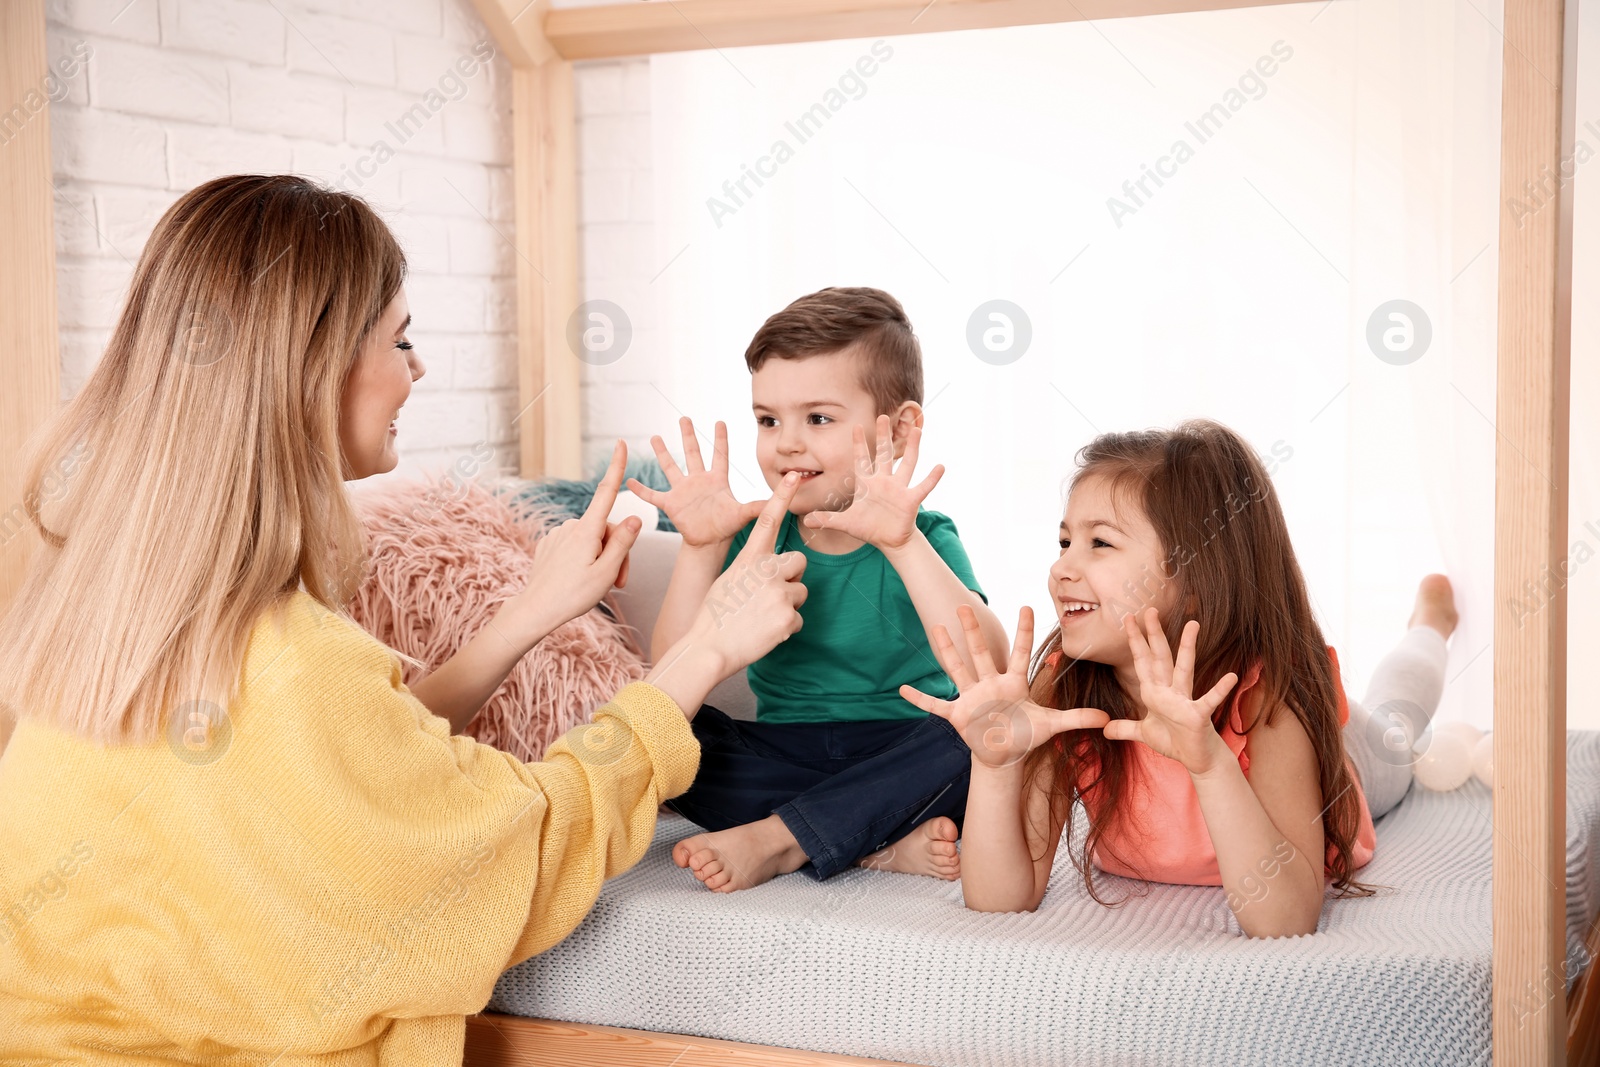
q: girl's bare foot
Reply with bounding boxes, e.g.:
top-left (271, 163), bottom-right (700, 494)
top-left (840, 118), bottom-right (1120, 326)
top-left (1409, 574), bottom-right (1459, 639)
top-left (671, 815), bottom-right (808, 892)
top-left (857, 816), bottom-right (960, 880)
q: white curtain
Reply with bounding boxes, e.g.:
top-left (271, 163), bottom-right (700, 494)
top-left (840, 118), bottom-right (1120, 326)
top-left (638, 0), bottom-right (1513, 726)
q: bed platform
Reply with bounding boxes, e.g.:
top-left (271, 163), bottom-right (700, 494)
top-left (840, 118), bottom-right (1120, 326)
top-left (465, 734), bottom-right (1600, 1067)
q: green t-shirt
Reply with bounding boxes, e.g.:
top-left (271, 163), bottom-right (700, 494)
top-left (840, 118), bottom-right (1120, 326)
top-left (722, 508), bottom-right (986, 724)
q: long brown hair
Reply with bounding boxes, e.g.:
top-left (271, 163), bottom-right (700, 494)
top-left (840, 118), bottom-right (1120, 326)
top-left (1026, 420), bottom-right (1371, 903)
top-left (0, 174), bottom-right (406, 744)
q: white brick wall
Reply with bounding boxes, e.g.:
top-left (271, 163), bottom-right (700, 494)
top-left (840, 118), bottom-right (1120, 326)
top-left (47, 0), bottom-right (520, 487)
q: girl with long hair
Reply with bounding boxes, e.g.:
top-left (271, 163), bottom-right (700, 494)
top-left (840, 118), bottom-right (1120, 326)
top-left (902, 420), bottom-right (1455, 937)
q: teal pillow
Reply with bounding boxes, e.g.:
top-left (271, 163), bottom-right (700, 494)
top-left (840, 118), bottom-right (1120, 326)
top-left (496, 458), bottom-right (677, 533)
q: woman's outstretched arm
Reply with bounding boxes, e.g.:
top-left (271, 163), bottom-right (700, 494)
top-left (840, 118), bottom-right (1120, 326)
top-left (407, 597), bottom-right (583, 735)
top-left (408, 441), bottom-right (643, 733)
top-left (412, 460), bottom-right (808, 735)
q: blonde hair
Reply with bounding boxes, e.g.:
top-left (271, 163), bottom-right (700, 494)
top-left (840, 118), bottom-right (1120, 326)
top-left (0, 174), bottom-right (406, 744)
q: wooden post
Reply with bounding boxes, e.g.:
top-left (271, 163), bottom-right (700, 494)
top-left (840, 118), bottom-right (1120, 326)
top-left (0, 0), bottom-right (61, 604)
top-left (471, 0), bottom-right (582, 480)
top-left (0, 0), bottom-right (62, 751)
top-left (1493, 0), bottom-right (1576, 1060)
top-left (520, 58), bottom-right (581, 480)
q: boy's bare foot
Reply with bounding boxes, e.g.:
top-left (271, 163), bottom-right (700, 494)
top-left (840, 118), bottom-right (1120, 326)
top-left (857, 816), bottom-right (960, 880)
top-left (1409, 574), bottom-right (1459, 639)
top-left (671, 815), bottom-right (808, 892)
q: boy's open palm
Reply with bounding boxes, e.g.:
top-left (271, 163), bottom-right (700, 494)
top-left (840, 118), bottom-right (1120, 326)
top-left (627, 417), bottom-right (766, 548)
top-left (900, 605), bottom-right (1110, 769)
top-left (1104, 608), bottom-right (1240, 776)
top-left (802, 415), bottom-right (942, 550)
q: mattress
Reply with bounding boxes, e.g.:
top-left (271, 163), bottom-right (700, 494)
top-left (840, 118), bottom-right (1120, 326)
top-left (490, 732), bottom-right (1600, 1067)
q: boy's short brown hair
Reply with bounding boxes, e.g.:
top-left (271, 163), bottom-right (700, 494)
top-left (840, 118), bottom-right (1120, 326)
top-left (743, 287), bottom-right (923, 414)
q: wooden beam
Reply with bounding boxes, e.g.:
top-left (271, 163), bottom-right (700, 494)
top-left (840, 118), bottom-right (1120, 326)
top-left (543, 0), bottom-right (1316, 61)
top-left (0, 0), bottom-right (61, 751)
top-left (469, 0), bottom-right (558, 68)
top-left (464, 1014), bottom-right (915, 1066)
top-left (1493, 0), bottom-right (1575, 1059)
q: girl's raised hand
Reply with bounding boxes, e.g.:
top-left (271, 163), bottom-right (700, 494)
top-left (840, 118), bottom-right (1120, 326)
top-left (802, 415), bottom-right (942, 551)
top-left (1105, 607), bottom-right (1240, 776)
top-left (900, 605), bottom-right (1110, 770)
top-left (626, 417), bottom-right (766, 548)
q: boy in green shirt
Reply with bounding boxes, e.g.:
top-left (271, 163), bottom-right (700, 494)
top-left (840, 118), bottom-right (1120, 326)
top-left (629, 287), bottom-right (1008, 892)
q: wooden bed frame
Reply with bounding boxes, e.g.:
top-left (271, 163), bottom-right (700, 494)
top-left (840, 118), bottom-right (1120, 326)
top-left (0, 0), bottom-right (1583, 1063)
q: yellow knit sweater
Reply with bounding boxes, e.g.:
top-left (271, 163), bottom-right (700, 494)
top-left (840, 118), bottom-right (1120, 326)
top-left (0, 590), bottom-right (700, 1065)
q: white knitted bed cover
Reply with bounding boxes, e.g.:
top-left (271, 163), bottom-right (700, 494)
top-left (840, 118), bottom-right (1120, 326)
top-left (491, 732), bottom-right (1600, 1066)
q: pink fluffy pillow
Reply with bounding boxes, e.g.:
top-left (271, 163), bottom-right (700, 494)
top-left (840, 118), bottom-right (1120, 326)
top-left (348, 477), bottom-right (646, 763)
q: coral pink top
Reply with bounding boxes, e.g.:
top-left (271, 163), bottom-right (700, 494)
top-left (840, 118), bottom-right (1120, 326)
top-left (1057, 647), bottom-right (1376, 886)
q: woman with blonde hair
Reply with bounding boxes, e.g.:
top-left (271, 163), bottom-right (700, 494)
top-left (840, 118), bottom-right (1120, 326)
top-left (0, 174), bottom-right (808, 1064)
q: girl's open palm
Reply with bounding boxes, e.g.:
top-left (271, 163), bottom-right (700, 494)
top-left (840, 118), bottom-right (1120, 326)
top-left (802, 415), bottom-right (942, 550)
top-left (900, 605), bottom-right (1110, 769)
top-left (626, 417), bottom-right (765, 548)
top-left (1105, 608), bottom-right (1240, 776)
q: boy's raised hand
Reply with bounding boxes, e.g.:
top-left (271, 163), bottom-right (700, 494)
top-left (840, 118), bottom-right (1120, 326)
top-left (1105, 608), bottom-right (1240, 777)
top-left (900, 605), bottom-right (1110, 770)
top-left (626, 417), bottom-right (766, 548)
top-left (802, 414), bottom-right (942, 550)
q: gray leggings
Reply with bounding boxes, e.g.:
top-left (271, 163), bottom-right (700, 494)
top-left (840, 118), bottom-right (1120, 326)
top-left (1342, 626), bottom-right (1450, 819)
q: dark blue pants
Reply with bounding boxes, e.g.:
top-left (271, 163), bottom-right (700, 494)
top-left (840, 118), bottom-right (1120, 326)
top-left (664, 706), bottom-right (972, 880)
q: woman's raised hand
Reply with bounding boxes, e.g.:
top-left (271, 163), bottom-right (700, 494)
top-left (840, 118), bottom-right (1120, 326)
top-left (900, 605), bottom-right (1110, 770)
top-left (500, 439), bottom-right (642, 646)
top-left (672, 470), bottom-right (809, 677)
top-left (626, 418), bottom-right (766, 549)
top-left (1104, 607), bottom-right (1239, 776)
top-left (645, 473), bottom-right (809, 717)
